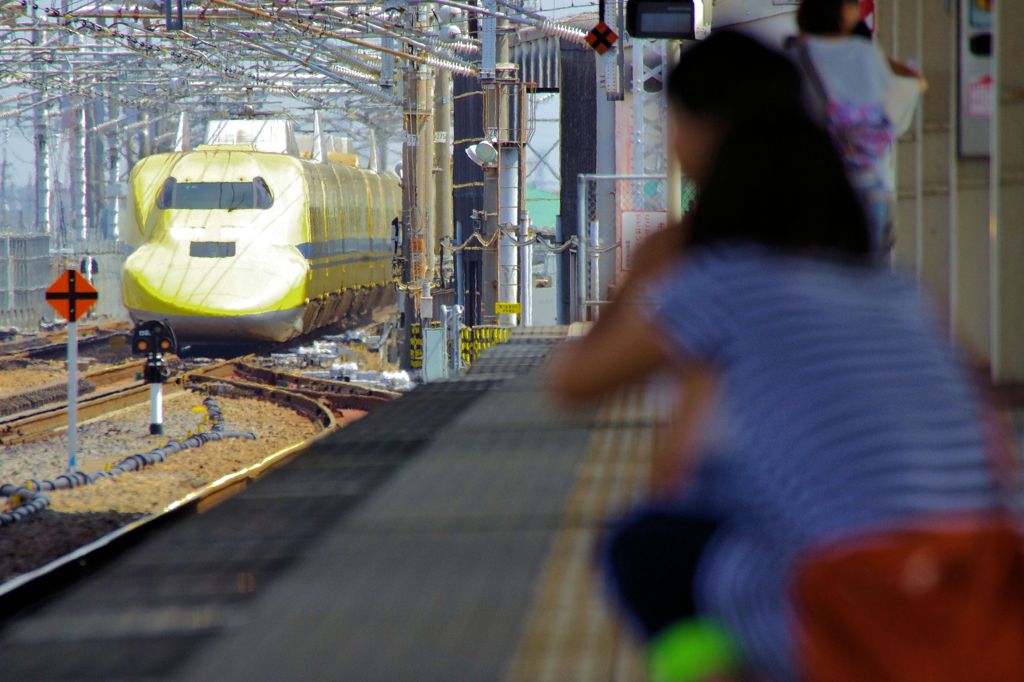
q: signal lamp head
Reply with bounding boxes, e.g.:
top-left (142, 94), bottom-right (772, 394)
top-left (131, 320), bottom-right (177, 356)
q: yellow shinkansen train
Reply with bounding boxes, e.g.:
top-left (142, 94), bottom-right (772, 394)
top-left (122, 141), bottom-right (401, 342)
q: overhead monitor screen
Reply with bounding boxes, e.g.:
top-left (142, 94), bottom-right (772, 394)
top-left (638, 10), bottom-right (693, 36)
top-left (627, 0), bottom-right (696, 40)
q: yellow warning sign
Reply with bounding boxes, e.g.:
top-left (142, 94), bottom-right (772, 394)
top-left (495, 302), bottom-right (522, 315)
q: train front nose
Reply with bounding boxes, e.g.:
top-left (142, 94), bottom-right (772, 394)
top-left (122, 241), bottom-right (309, 342)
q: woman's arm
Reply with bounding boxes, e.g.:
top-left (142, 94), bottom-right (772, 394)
top-left (583, 222), bottom-right (686, 348)
top-left (549, 298), bottom-right (678, 408)
top-left (887, 57), bottom-right (928, 92)
top-left (549, 286), bottom-right (720, 495)
top-left (550, 222), bottom-right (689, 406)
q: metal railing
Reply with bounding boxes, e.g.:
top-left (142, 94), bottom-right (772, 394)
top-left (575, 173), bottom-right (668, 322)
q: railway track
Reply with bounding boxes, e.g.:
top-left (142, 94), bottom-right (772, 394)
top-left (0, 354), bottom-right (396, 446)
top-left (0, 413), bottom-right (336, 618)
top-left (0, 351), bottom-right (399, 608)
top-left (0, 358), bottom-right (209, 446)
top-left (198, 360), bottom-right (399, 412)
top-left (0, 326), bottom-right (131, 369)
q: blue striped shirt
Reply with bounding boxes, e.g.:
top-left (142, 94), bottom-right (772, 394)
top-left (648, 246), bottom-right (1002, 680)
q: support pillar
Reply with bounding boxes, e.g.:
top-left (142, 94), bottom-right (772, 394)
top-left (990, 0), bottom-right (1024, 382)
top-left (558, 43), bottom-right (597, 325)
top-left (481, 166), bottom-right (499, 323)
top-left (434, 68), bottom-right (453, 281)
top-left (665, 42), bottom-right (683, 224)
top-left (68, 101), bottom-right (86, 244)
top-left (33, 87), bottom-right (50, 235)
top-left (951, 0), bottom-right (991, 360)
top-left (915, 0), bottom-right (953, 304)
top-left (497, 146), bottom-right (519, 326)
top-left (595, 52), bottom-right (616, 301)
top-left (480, 11), bottom-right (511, 325)
top-left (889, 0), bottom-right (921, 270)
top-left (417, 67), bottom-right (436, 286)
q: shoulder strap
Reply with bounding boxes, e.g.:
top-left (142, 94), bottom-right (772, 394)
top-left (794, 41), bottom-right (832, 114)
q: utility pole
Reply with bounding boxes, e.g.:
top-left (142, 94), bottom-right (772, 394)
top-left (399, 1), bottom-right (436, 369)
top-left (480, 1), bottom-right (512, 324)
top-left (399, 24), bottom-right (416, 369)
top-left (497, 137), bottom-right (519, 326)
top-left (665, 42), bottom-right (683, 223)
top-left (0, 147), bottom-right (9, 231)
top-left (32, 23), bottom-right (51, 237)
top-left (516, 77), bottom-right (532, 327)
top-left (376, 128), bottom-right (389, 173)
top-left (413, 2), bottom-right (436, 290)
top-left (86, 98), bottom-right (105, 242)
top-left (494, 29), bottom-right (524, 327)
top-left (434, 67), bottom-right (453, 286)
top-left (68, 100), bottom-right (85, 245)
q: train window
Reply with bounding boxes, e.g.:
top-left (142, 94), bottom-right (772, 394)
top-left (157, 177), bottom-right (274, 210)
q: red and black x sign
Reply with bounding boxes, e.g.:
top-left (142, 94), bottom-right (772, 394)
top-left (45, 270), bottom-right (98, 323)
top-left (586, 21), bottom-right (618, 55)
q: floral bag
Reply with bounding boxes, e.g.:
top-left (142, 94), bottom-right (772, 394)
top-left (795, 42), bottom-right (895, 176)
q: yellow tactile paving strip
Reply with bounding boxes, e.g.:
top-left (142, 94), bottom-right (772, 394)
top-left (504, 387), bottom-right (662, 682)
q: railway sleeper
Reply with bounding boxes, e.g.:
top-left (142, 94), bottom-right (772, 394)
top-left (0, 397), bottom-right (255, 527)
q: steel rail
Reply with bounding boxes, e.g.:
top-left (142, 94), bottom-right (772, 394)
top-left (0, 378), bottom-right (360, 616)
top-left (232, 361), bottom-right (399, 412)
top-left (0, 357), bottom-right (237, 446)
top-left (183, 374), bottom-right (337, 431)
top-left (0, 330), bottom-right (129, 367)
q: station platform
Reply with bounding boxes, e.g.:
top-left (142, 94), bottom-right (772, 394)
top-left (0, 327), bottom-right (655, 681)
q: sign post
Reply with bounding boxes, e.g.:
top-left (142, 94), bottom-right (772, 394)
top-left (45, 270), bottom-right (98, 471)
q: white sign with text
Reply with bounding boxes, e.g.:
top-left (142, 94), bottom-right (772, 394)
top-left (619, 211), bottom-right (668, 273)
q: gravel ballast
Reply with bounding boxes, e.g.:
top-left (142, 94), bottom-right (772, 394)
top-left (0, 390), bottom-right (322, 583)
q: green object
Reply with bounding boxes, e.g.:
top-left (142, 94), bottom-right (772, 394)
top-left (648, 618), bottom-right (740, 682)
top-left (525, 185), bottom-right (560, 230)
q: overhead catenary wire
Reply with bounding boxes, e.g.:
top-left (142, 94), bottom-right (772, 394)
top-left (0, 0), bottom-right (582, 243)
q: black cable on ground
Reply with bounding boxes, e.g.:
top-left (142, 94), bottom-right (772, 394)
top-left (0, 397), bottom-right (255, 526)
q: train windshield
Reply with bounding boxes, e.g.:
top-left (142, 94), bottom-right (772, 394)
top-left (157, 177), bottom-right (274, 210)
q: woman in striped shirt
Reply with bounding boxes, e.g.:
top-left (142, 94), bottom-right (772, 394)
top-left (550, 113), bottom-right (1023, 681)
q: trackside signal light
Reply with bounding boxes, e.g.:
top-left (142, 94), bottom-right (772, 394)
top-left (131, 320), bottom-right (178, 358)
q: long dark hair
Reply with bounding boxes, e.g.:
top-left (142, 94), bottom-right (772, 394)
top-left (667, 31), bottom-right (804, 122)
top-left (797, 0), bottom-right (860, 35)
top-left (685, 115), bottom-right (872, 262)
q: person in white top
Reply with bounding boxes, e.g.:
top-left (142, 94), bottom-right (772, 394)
top-left (790, 0), bottom-right (926, 254)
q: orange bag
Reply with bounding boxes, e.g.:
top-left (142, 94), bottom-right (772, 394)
top-left (793, 518), bottom-right (1024, 682)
